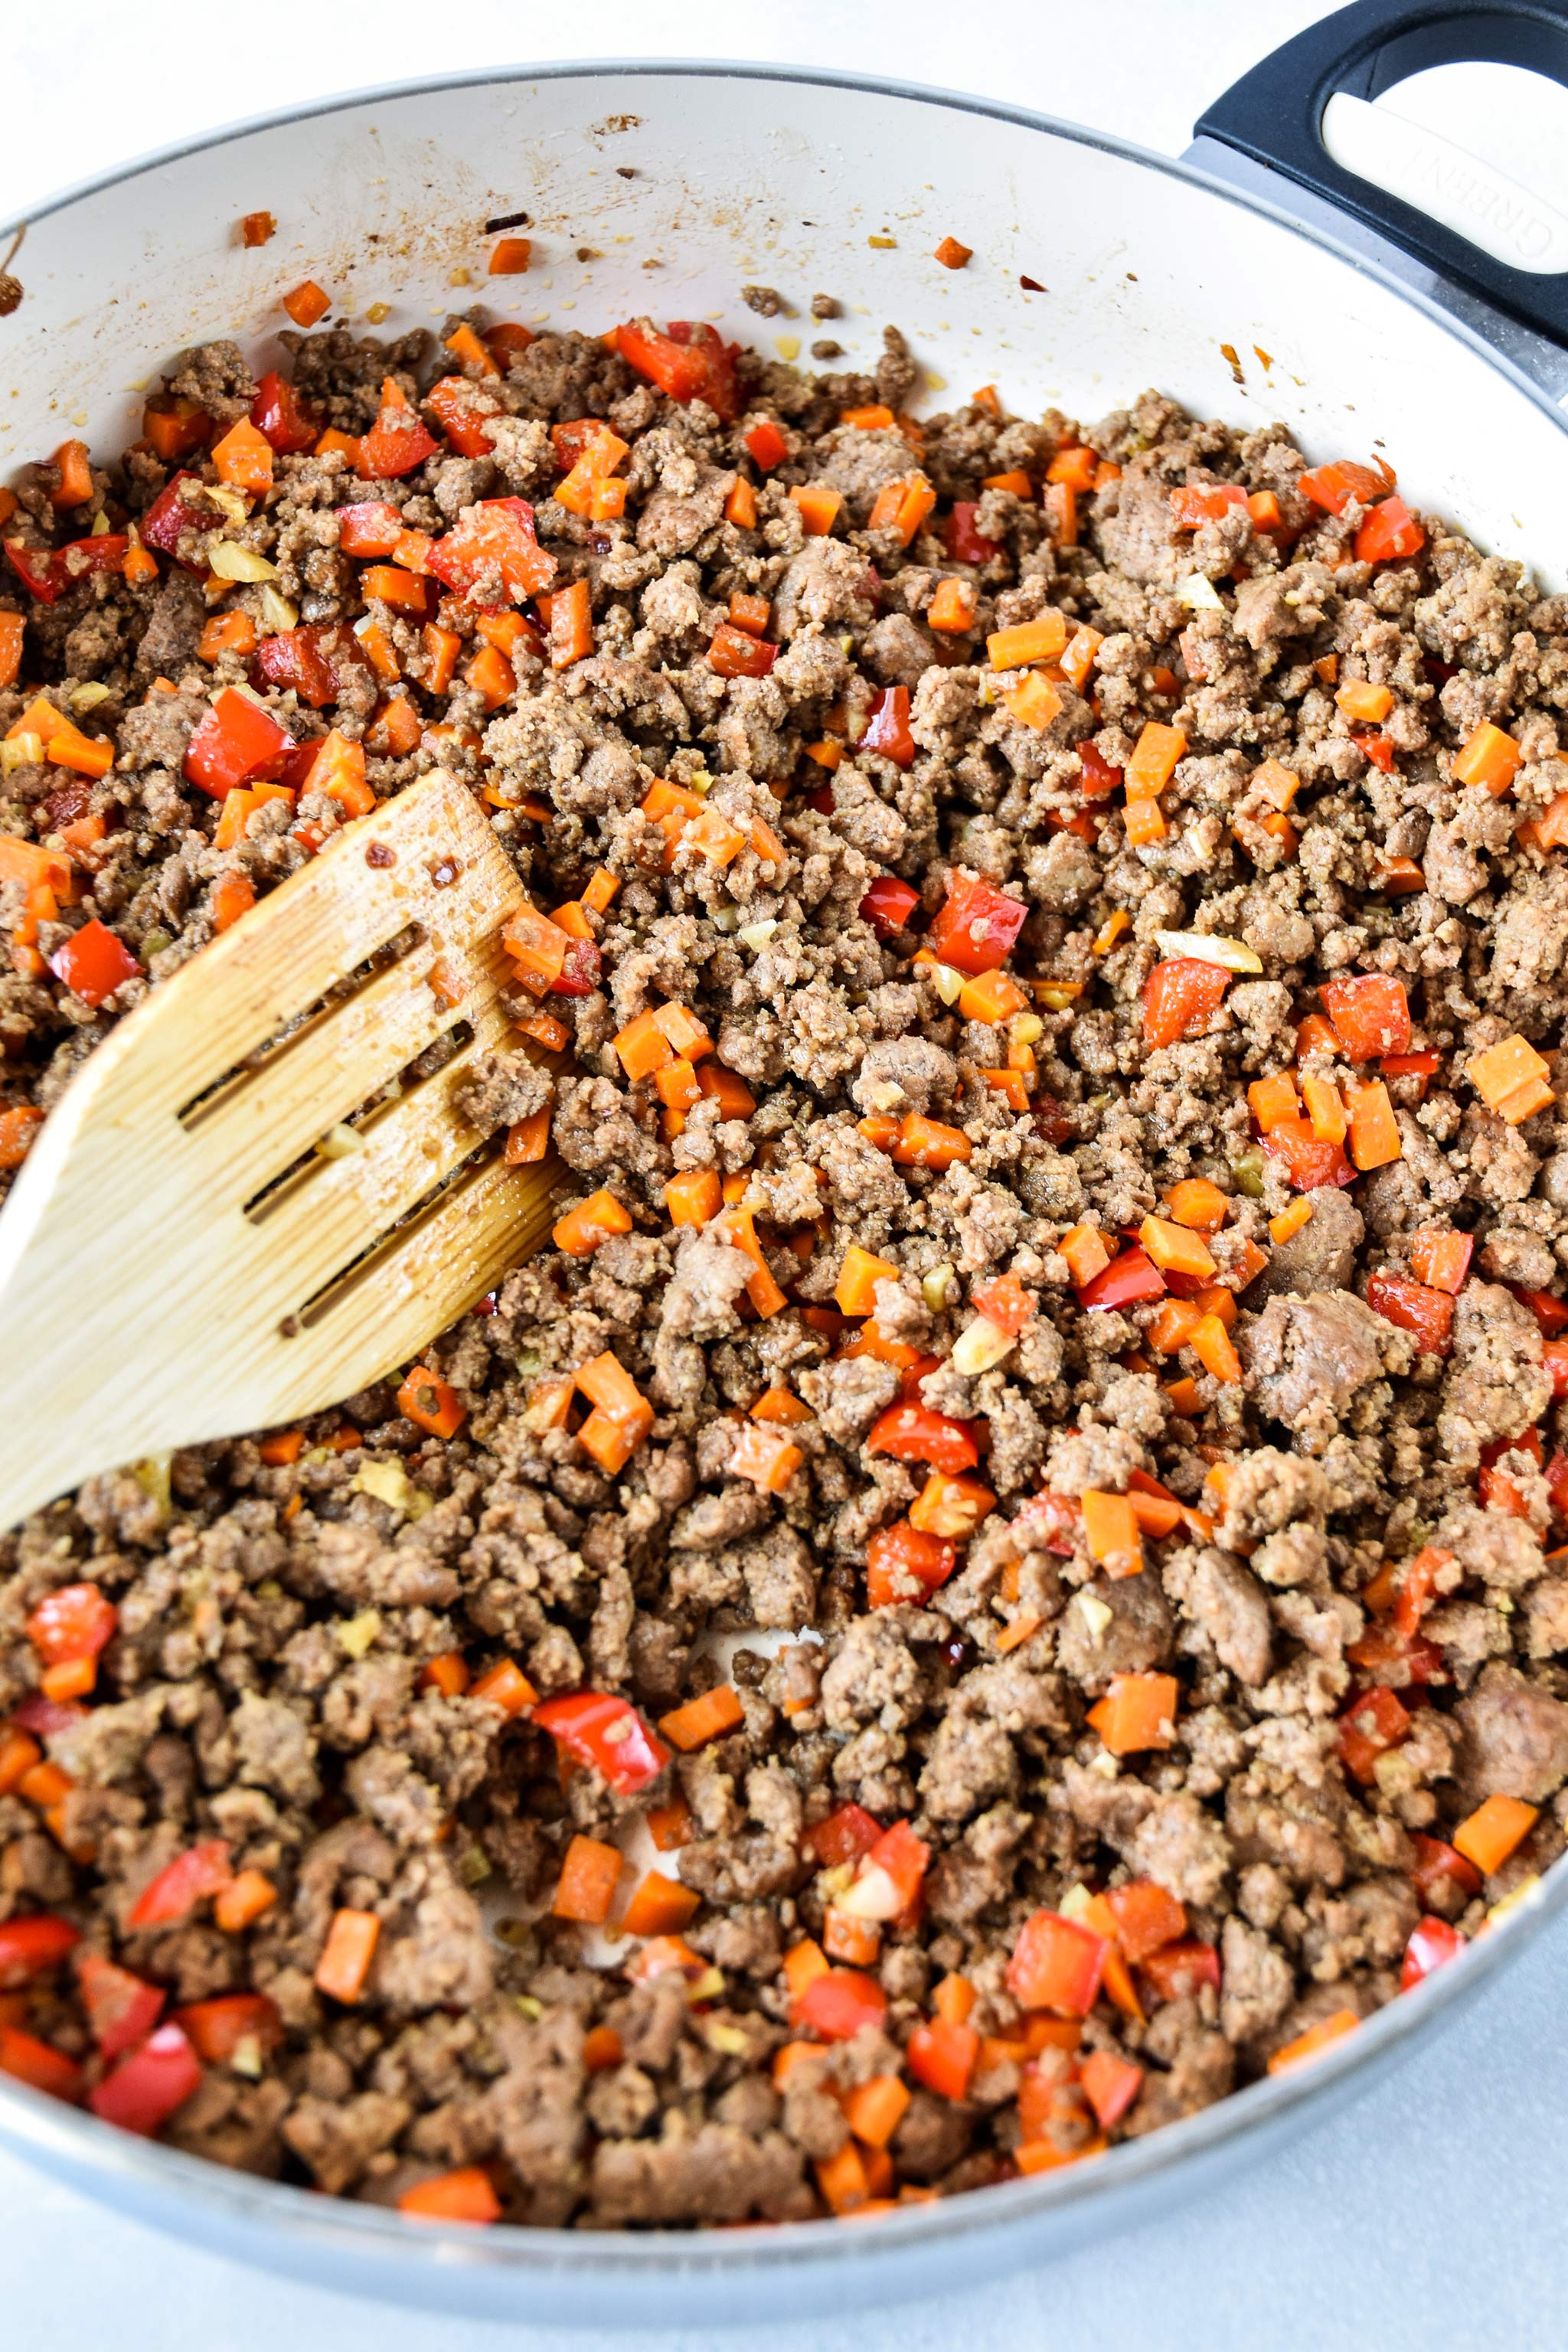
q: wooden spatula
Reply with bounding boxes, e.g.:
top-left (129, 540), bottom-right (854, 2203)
top-left (0, 767), bottom-right (564, 1530)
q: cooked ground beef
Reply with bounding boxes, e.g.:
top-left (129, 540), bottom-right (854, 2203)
top-left (2, 311), bottom-right (1567, 2230)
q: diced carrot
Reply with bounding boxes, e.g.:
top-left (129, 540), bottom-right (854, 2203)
top-left (470, 1658), bottom-right (539, 1715)
top-left (932, 1972), bottom-right (978, 2027)
top-left (211, 871), bottom-right (256, 933)
top-left (1164, 1178), bottom-right (1227, 1233)
top-left (1125, 721), bottom-right (1187, 797)
top-left (1345, 1078), bottom-right (1403, 1170)
top-left (842, 2074), bottom-right (911, 2148)
top-left (717, 1204), bottom-right (787, 1315)
top-left (909, 1471), bottom-right (995, 1538)
top-left (890, 1112), bottom-right (972, 1169)
top-left (789, 485), bottom-right (842, 537)
top-left (1081, 1490), bottom-right (1142, 1579)
top-left (728, 1422), bottom-right (804, 1494)
top-left (1334, 680), bottom-right (1393, 724)
top-left (1122, 798), bottom-right (1167, 846)
top-left (928, 578), bottom-right (978, 632)
top-left (48, 438), bottom-right (95, 508)
top-left (988, 616), bottom-right (1067, 670)
top-left (867, 475), bottom-right (937, 547)
top-left (1188, 1313), bottom-right (1243, 1383)
top-left (724, 478), bottom-right (758, 529)
top-left (283, 279), bottom-right (332, 328)
top-left (504, 1109), bottom-right (551, 1164)
top-left (1468, 1034), bottom-right (1553, 1125)
top-left (199, 610), bottom-right (259, 662)
top-left (1452, 721), bottom-right (1521, 795)
top-left (553, 1188), bottom-right (633, 1256)
top-left (1002, 673), bottom-right (1063, 732)
top-left (554, 1834), bottom-right (623, 1923)
top-left (213, 1869), bottom-right (278, 1934)
top-left (783, 1937), bottom-right (830, 2000)
top-left (420, 1651), bottom-right (471, 1699)
top-left (1086, 1671), bottom-right (1180, 1756)
top-left (1267, 2011), bottom-right (1358, 2074)
top-left (1139, 1214), bottom-right (1216, 1281)
top-left (397, 1366), bottom-right (466, 1439)
top-left (620, 1870), bottom-right (701, 1939)
top-left (835, 1245), bottom-right (899, 1317)
top-left (1148, 1298), bottom-right (1203, 1356)
top-left (645, 1797), bottom-right (693, 1854)
top-left (1059, 1223), bottom-right (1112, 1287)
top-left (1452, 1793), bottom-right (1538, 1875)
top-left (815, 2139), bottom-right (871, 2215)
top-left (956, 968), bottom-right (1029, 1024)
top-left (983, 469), bottom-right (1034, 498)
top-left (664, 1169), bottom-right (722, 1227)
top-left (315, 1908), bottom-right (379, 2001)
top-left (1248, 1071), bottom-right (1299, 1132)
top-left (1302, 1073), bottom-right (1347, 1142)
top-left (1270, 1197), bottom-right (1314, 1245)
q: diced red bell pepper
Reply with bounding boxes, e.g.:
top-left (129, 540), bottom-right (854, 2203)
top-left (425, 376), bottom-right (502, 459)
top-left (1401, 1914), bottom-right (1464, 1991)
top-left (0, 2027), bottom-right (84, 2102)
top-left (707, 621), bottom-right (778, 680)
top-left (172, 1991), bottom-right (282, 2063)
top-left (1344, 1620), bottom-right (1446, 1688)
top-left (426, 498), bottom-right (556, 603)
top-left (1547, 1448), bottom-right (1568, 1524)
top-left (1169, 482), bottom-right (1246, 528)
top-left (139, 472), bottom-right (214, 570)
top-left (1076, 740), bottom-right (1123, 799)
top-left (50, 919), bottom-right (140, 1009)
top-left (1409, 1228), bottom-right (1472, 1295)
top-left (11, 1694), bottom-right (87, 1736)
top-left (361, 384), bottom-right (439, 480)
top-left (859, 876), bottom-right (921, 936)
top-left (337, 500), bottom-right (405, 558)
top-left (1142, 958), bottom-right (1231, 1049)
top-left (531, 1691), bottom-right (669, 1795)
top-left (26, 1582), bottom-right (116, 1665)
top-left (866, 1401), bottom-right (981, 1475)
top-left (971, 1270), bottom-right (1037, 1337)
top-left (1297, 460), bottom-right (1389, 514)
top-left (1393, 1544), bottom-right (1452, 1642)
top-left (792, 1965), bottom-right (887, 2040)
top-left (1105, 1879), bottom-right (1188, 1965)
top-left (1013, 1489), bottom-right (1081, 1557)
top-left (865, 1520), bottom-right (957, 1608)
top-left (928, 872), bottom-right (1028, 975)
top-left (1319, 973), bottom-right (1410, 1060)
top-left (1080, 2047), bottom-right (1145, 2130)
top-left (5, 535), bottom-right (131, 603)
top-left (77, 1953), bottom-right (165, 2059)
top-left (906, 2017), bottom-right (979, 2101)
top-left (1365, 1269), bottom-right (1454, 1357)
top-left (1410, 1833), bottom-right (1481, 1903)
top-left (859, 1820), bottom-right (931, 1915)
top-left (89, 2021), bottom-right (203, 2135)
top-left (1356, 495), bottom-right (1424, 565)
top-left (861, 684), bottom-right (916, 769)
top-left (805, 1804), bottom-right (883, 1869)
top-left (1262, 1117), bottom-right (1357, 1191)
top-left (550, 936), bottom-right (602, 997)
top-left (1356, 732), bottom-right (1398, 773)
top-left (1511, 1285), bottom-right (1568, 1337)
top-left (1137, 1939), bottom-right (1221, 2004)
top-left (743, 420), bottom-right (788, 471)
top-left (128, 1839), bottom-right (233, 1929)
top-left (252, 625), bottom-right (340, 707)
top-left (1076, 1246), bottom-right (1166, 1311)
top-left (1006, 1909), bottom-right (1107, 2018)
top-left (1338, 1685), bottom-right (1412, 1784)
top-left (1547, 1338), bottom-right (1568, 1399)
top-left (0, 1913), bottom-right (80, 1989)
top-left (612, 320), bottom-right (741, 421)
top-left (250, 371), bottom-right (321, 456)
top-left (184, 689), bottom-right (296, 798)
top-left (943, 502), bottom-right (1000, 564)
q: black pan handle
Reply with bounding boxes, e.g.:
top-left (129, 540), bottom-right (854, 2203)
top-left (1196, 0), bottom-right (1568, 343)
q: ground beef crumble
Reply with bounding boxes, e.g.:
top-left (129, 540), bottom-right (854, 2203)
top-left (2, 312), bottom-right (1568, 2230)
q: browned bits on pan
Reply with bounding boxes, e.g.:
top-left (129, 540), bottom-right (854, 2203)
top-left (364, 841), bottom-right (395, 869)
top-left (1020, 273), bottom-right (1045, 292)
top-left (431, 857), bottom-right (462, 889)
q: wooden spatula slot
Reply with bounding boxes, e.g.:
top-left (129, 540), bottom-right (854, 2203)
top-left (0, 769), bottom-right (563, 1530)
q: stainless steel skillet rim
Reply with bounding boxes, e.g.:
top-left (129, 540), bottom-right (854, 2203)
top-left (2, 49), bottom-right (1563, 2281)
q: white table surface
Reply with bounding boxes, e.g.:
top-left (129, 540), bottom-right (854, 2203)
top-left (7, 5), bottom-right (1568, 2343)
